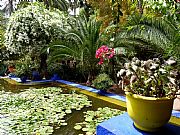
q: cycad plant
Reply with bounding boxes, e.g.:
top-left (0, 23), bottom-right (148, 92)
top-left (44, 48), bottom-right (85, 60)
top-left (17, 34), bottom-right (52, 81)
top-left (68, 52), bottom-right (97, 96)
top-left (48, 14), bottom-right (104, 82)
top-left (114, 14), bottom-right (180, 61)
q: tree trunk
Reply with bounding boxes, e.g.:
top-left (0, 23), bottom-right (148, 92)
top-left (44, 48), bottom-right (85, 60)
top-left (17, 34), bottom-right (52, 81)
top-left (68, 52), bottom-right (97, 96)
top-left (111, 58), bottom-right (118, 88)
top-left (8, 0), bottom-right (13, 16)
top-left (40, 53), bottom-right (48, 79)
top-left (138, 0), bottom-right (143, 14)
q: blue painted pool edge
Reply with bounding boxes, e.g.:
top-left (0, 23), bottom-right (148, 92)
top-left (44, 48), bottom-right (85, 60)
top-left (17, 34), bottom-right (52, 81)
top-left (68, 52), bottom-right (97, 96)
top-left (55, 80), bottom-right (180, 118)
top-left (1, 77), bottom-right (179, 118)
top-left (96, 112), bottom-right (180, 135)
top-left (56, 80), bottom-right (126, 102)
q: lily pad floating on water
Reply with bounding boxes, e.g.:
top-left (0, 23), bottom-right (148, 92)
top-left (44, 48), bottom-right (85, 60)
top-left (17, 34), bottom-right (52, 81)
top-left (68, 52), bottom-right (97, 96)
top-left (74, 107), bottom-right (124, 134)
top-left (65, 109), bottom-right (72, 114)
top-left (0, 87), bottom-right (92, 135)
top-left (74, 125), bottom-right (82, 130)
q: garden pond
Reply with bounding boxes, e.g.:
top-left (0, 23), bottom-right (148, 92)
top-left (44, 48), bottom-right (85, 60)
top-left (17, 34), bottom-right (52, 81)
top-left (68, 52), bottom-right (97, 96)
top-left (0, 79), bottom-right (125, 135)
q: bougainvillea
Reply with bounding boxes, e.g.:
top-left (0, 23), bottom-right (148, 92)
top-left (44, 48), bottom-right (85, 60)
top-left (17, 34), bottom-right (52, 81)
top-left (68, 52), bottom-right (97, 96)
top-left (4, 2), bottom-right (69, 54)
top-left (95, 45), bottom-right (114, 65)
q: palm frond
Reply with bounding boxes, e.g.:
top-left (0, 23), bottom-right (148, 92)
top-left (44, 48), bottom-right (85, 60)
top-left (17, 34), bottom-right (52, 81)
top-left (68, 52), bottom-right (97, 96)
top-left (48, 13), bottom-right (103, 80)
top-left (115, 14), bottom-right (179, 59)
top-left (42, 0), bottom-right (69, 11)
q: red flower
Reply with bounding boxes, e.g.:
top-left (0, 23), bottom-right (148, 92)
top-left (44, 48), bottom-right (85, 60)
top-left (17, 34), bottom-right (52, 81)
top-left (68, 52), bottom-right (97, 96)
top-left (96, 45), bottom-right (115, 65)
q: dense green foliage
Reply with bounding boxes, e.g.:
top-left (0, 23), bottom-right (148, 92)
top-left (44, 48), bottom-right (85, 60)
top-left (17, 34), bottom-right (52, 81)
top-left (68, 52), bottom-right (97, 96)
top-left (92, 73), bottom-right (114, 91)
top-left (4, 2), bottom-right (69, 55)
top-left (115, 14), bottom-right (180, 60)
top-left (1, 0), bottom-right (179, 85)
top-left (49, 14), bottom-right (104, 82)
top-left (15, 55), bottom-right (40, 77)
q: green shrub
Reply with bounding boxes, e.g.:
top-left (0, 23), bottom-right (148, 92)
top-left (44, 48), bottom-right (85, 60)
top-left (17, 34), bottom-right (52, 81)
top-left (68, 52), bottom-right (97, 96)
top-left (4, 2), bottom-right (69, 54)
top-left (92, 73), bottom-right (114, 91)
top-left (15, 55), bottom-right (40, 78)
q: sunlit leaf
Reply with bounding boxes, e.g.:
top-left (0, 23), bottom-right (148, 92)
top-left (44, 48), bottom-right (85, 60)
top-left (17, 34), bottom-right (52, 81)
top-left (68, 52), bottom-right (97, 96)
top-left (74, 125), bottom-right (82, 130)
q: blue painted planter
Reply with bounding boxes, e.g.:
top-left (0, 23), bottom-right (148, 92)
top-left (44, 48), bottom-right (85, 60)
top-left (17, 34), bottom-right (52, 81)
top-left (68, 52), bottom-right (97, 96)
top-left (32, 71), bottom-right (41, 81)
top-left (51, 74), bottom-right (61, 81)
top-left (20, 76), bottom-right (27, 83)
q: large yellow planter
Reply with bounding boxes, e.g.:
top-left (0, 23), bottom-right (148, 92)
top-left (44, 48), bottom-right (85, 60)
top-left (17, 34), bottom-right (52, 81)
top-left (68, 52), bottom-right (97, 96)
top-left (126, 92), bottom-right (174, 132)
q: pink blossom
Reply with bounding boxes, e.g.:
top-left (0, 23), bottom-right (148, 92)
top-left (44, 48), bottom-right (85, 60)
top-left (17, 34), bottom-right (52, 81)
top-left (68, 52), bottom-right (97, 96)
top-left (96, 45), bottom-right (115, 65)
top-left (98, 58), bottom-right (104, 65)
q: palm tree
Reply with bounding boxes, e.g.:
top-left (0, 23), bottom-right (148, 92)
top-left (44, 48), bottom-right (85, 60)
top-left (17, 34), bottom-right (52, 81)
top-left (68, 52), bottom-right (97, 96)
top-left (41, 0), bottom-right (69, 11)
top-left (48, 14), bottom-right (104, 82)
top-left (114, 14), bottom-right (180, 60)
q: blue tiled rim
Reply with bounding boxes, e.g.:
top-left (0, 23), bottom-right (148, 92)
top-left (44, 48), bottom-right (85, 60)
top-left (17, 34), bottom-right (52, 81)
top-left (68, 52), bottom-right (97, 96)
top-left (1, 77), bottom-right (179, 118)
top-left (55, 80), bottom-right (180, 118)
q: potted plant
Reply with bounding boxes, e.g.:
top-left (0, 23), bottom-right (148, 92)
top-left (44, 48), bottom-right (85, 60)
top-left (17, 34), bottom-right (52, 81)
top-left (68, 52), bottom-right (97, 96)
top-left (15, 63), bottom-right (30, 83)
top-left (117, 57), bottom-right (179, 132)
top-left (47, 62), bottom-right (62, 80)
top-left (92, 73), bottom-right (114, 94)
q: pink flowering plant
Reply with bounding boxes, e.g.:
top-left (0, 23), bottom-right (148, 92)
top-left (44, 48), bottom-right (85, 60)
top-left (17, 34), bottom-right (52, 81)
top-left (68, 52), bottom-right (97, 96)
top-left (95, 45), bottom-right (115, 65)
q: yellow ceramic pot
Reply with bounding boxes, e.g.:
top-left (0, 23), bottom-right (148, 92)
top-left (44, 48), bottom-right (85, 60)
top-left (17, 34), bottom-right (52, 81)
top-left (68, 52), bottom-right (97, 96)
top-left (126, 92), bottom-right (174, 132)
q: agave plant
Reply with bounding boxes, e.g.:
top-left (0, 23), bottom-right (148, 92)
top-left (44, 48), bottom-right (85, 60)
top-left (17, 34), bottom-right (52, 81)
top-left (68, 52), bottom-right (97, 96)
top-left (48, 14), bottom-right (105, 82)
top-left (114, 14), bottom-right (180, 60)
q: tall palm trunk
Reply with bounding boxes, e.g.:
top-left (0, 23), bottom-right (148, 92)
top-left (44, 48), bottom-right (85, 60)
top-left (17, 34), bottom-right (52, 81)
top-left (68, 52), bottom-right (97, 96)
top-left (8, 0), bottom-right (13, 16)
top-left (138, 0), bottom-right (143, 14)
top-left (40, 53), bottom-right (48, 79)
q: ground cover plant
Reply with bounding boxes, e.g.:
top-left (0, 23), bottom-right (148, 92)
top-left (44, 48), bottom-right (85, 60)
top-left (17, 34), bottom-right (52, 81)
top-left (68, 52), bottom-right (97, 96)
top-left (0, 87), bottom-right (92, 134)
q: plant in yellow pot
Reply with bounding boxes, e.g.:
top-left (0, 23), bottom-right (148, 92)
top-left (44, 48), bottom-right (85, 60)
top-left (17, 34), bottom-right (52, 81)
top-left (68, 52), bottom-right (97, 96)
top-left (117, 57), bottom-right (180, 132)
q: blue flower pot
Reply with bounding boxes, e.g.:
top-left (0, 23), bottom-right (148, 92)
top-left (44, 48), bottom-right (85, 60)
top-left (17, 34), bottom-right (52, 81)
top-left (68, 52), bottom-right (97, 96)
top-left (32, 71), bottom-right (41, 81)
top-left (20, 76), bottom-right (27, 83)
top-left (51, 74), bottom-right (61, 81)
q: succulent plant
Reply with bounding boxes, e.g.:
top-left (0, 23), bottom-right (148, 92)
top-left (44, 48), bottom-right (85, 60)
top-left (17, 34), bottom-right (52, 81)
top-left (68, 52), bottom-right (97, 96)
top-left (117, 57), bottom-right (180, 98)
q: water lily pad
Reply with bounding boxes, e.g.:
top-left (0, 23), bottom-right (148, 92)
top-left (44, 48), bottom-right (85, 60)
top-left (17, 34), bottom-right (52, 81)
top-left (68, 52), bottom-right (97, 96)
top-left (74, 125), bottom-right (82, 130)
top-left (65, 110), bottom-right (72, 114)
top-left (0, 87), bottom-right (92, 134)
top-left (85, 117), bottom-right (92, 122)
top-left (82, 128), bottom-right (88, 132)
top-left (74, 107), bottom-right (124, 134)
top-left (86, 131), bottom-right (94, 135)
top-left (61, 122), bottom-right (67, 126)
